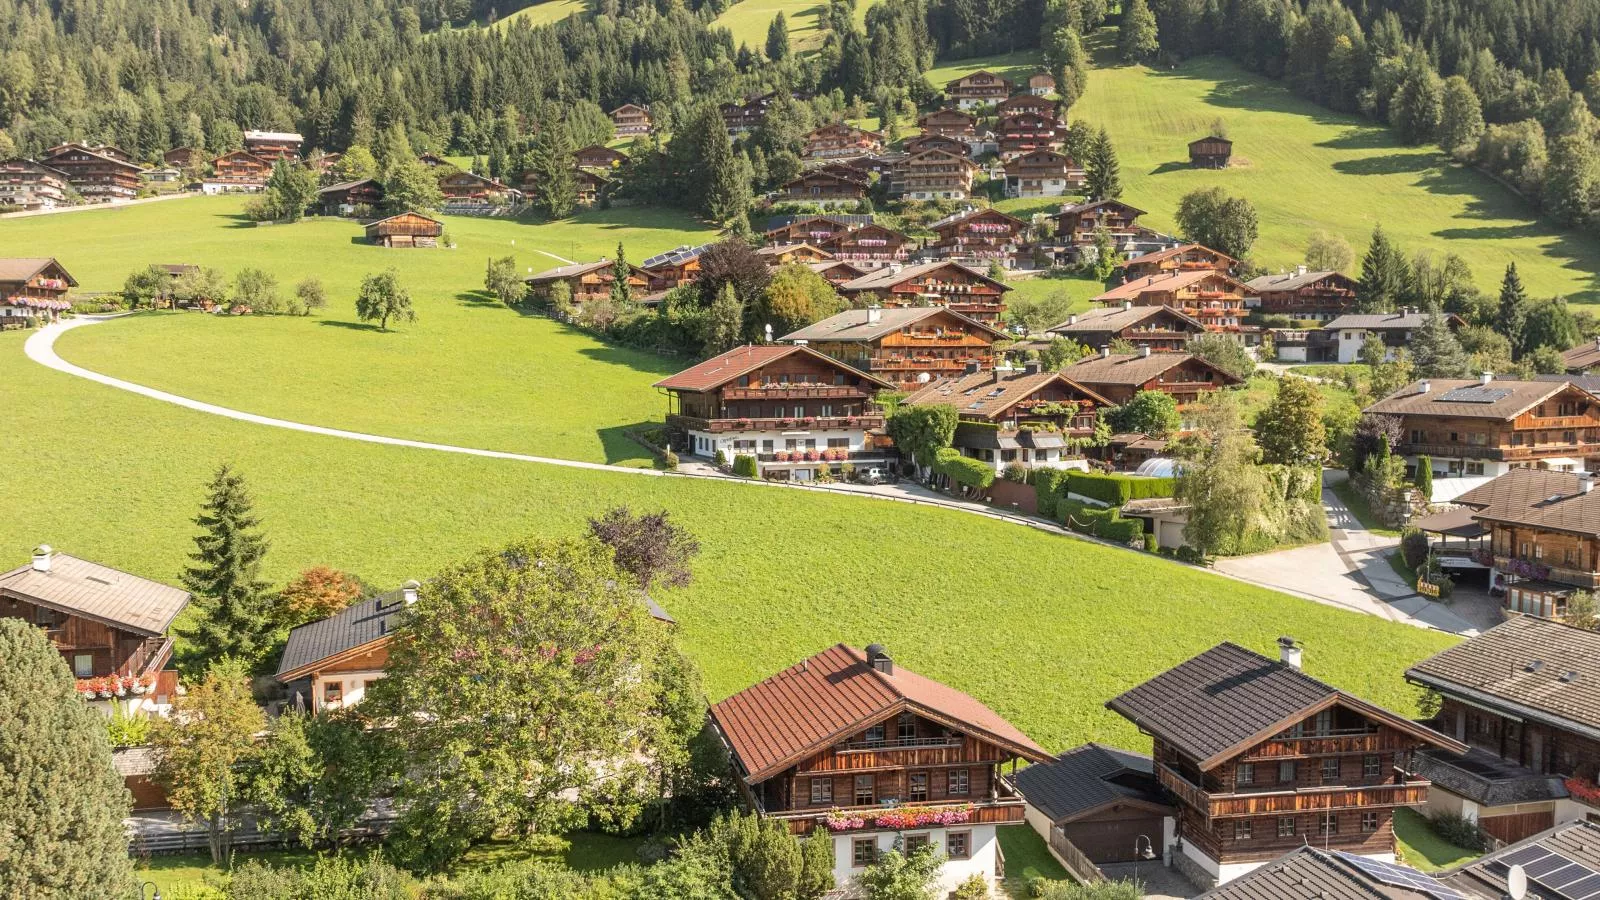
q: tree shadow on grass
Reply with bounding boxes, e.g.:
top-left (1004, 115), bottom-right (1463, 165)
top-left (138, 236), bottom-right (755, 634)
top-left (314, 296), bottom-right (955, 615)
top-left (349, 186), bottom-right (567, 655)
top-left (455, 290), bottom-right (502, 308)
top-left (1148, 161), bottom-right (1193, 176)
top-left (595, 421), bottom-right (669, 467)
top-left (1330, 153), bottom-right (1436, 177)
top-left (577, 343), bottom-right (683, 376)
top-left (318, 320), bottom-right (384, 332)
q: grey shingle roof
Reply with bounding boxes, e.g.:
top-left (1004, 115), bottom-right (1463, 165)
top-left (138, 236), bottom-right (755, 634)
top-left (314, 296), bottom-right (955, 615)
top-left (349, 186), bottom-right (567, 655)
top-left (276, 589), bottom-right (403, 679)
top-left (1451, 468), bottom-right (1600, 536)
top-left (1406, 616), bottom-right (1600, 739)
top-left (1045, 304), bottom-right (1205, 337)
top-left (1007, 742), bottom-right (1171, 824)
top-left (1439, 820), bottom-right (1600, 900)
top-left (1410, 746), bottom-right (1570, 807)
top-left (1245, 270), bottom-right (1349, 292)
top-left (1324, 312), bottom-right (1436, 331)
top-left (0, 553), bottom-right (189, 637)
top-left (1197, 847), bottom-right (1441, 900)
top-left (1363, 378), bottom-right (1574, 420)
top-left (780, 307), bottom-right (1004, 343)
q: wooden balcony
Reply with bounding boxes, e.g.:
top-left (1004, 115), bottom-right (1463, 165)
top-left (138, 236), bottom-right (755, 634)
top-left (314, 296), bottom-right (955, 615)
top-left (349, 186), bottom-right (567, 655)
top-left (770, 796), bottom-right (1027, 836)
top-left (1401, 441), bottom-right (1600, 461)
top-left (1492, 556), bottom-right (1599, 588)
top-left (668, 414), bottom-right (885, 433)
top-left (720, 386), bottom-right (869, 400)
top-left (1158, 764), bottom-right (1430, 819)
top-left (1241, 730), bottom-right (1416, 761)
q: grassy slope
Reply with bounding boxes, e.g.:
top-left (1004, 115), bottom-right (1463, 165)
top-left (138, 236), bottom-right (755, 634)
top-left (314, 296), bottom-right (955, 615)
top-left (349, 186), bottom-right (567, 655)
top-left (491, 0), bottom-right (585, 29)
top-left (932, 46), bottom-right (1600, 304)
top-left (713, 0), bottom-right (877, 52)
top-left (3, 197), bottom-right (715, 465)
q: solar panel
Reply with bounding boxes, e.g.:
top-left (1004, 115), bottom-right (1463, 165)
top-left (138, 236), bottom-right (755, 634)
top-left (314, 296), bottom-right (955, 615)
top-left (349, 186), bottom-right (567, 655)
top-left (1488, 847), bottom-right (1600, 900)
top-left (1333, 851), bottom-right (1466, 900)
top-left (1496, 846), bottom-right (1552, 869)
top-left (1565, 875), bottom-right (1600, 900)
top-left (1438, 386), bottom-right (1513, 403)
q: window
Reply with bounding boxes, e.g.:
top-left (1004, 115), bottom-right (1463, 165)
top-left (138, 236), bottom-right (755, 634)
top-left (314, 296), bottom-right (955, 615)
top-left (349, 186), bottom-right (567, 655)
top-left (898, 713), bottom-right (917, 741)
top-left (73, 654), bottom-right (93, 678)
top-left (1314, 710), bottom-right (1334, 735)
top-left (33, 606), bottom-right (63, 629)
top-left (948, 769), bottom-right (970, 796)
top-left (1278, 761), bottom-right (1297, 784)
top-left (854, 774), bottom-right (875, 805)
top-left (909, 772), bottom-right (928, 802)
top-left (1278, 817), bottom-right (1297, 838)
top-left (864, 724), bottom-right (885, 744)
top-left (793, 405), bottom-right (804, 418)
top-left (1362, 812), bottom-right (1380, 833)
top-left (1319, 815), bottom-right (1340, 836)
top-left (810, 778), bottom-right (833, 805)
top-left (1235, 820), bottom-right (1254, 841)
top-left (323, 681), bottom-right (343, 704)
top-left (946, 831), bottom-right (971, 860)
top-left (1363, 755), bottom-right (1382, 778)
top-left (821, 405), bottom-right (833, 418)
top-left (853, 838), bottom-right (877, 867)
top-left (904, 834), bottom-right (931, 855)
top-left (761, 440), bottom-right (774, 452)
top-left (1321, 758), bottom-right (1341, 784)
top-left (1236, 764), bottom-right (1255, 788)
top-left (829, 438), bottom-right (850, 450)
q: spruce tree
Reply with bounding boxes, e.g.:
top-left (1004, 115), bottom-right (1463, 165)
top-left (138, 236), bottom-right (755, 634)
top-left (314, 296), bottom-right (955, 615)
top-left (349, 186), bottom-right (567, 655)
top-left (0, 620), bottom-right (135, 899)
top-left (1085, 126), bottom-right (1122, 201)
top-left (611, 242), bottom-right (633, 306)
top-left (533, 115), bottom-right (577, 219)
top-left (766, 12), bottom-right (791, 62)
top-left (1411, 308), bottom-right (1471, 378)
top-left (1498, 262), bottom-right (1529, 357)
top-left (180, 464), bottom-right (274, 672)
top-left (1356, 225), bottom-right (1408, 313)
top-left (702, 127), bottom-right (751, 226)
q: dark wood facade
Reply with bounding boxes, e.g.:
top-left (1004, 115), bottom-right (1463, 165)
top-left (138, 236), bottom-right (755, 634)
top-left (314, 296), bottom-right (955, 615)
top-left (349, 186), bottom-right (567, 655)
top-left (611, 104), bottom-right (652, 135)
top-left (943, 71), bottom-right (1013, 107)
top-left (40, 144), bottom-right (143, 200)
top-left (927, 208), bottom-right (1027, 263)
top-left (1189, 136), bottom-right (1233, 168)
top-left (781, 168), bottom-right (869, 202)
top-left (824, 223), bottom-right (913, 268)
top-left (996, 112), bottom-right (1061, 156)
top-left (365, 211), bottom-right (443, 247)
top-left (1393, 386), bottom-right (1600, 467)
top-left (209, 150), bottom-right (272, 188)
top-left (0, 592), bottom-right (173, 680)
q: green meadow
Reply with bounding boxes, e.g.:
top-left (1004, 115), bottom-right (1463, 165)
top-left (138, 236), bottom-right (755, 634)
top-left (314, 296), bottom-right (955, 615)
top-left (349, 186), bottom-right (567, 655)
top-left (714, 0), bottom-right (879, 52)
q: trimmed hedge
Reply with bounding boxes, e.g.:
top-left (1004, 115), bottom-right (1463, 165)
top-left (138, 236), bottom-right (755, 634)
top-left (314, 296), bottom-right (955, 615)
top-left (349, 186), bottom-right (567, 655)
top-left (935, 448), bottom-right (995, 489)
top-left (1056, 499), bottom-right (1144, 544)
top-left (1063, 471), bottom-right (1176, 506)
top-left (731, 454), bottom-right (758, 478)
top-left (1033, 468), bottom-right (1070, 519)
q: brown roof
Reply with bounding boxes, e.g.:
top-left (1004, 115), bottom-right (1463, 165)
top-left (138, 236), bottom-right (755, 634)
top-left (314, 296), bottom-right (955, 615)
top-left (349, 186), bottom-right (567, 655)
top-left (1065, 351), bottom-right (1240, 388)
top-left (1451, 469), bottom-right (1600, 535)
top-left (0, 552), bottom-right (189, 637)
top-left (1046, 304), bottom-right (1205, 336)
top-left (1363, 378), bottom-right (1578, 420)
top-left (1057, 199), bottom-right (1148, 219)
top-left (1108, 641), bottom-right (1463, 768)
top-left (755, 243), bottom-right (835, 259)
top-left (901, 368), bottom-right (1110, 420)
top-left (525, 258), bottom-right (645, 284)
top-left (1196, 847), bottom-right (1441, 900)
top-left (1406, 616), bottom-right (1600, 740)
top-left (1122, 243), bottom-right (1238, 270)
top-left (652, 343), bottom-right (893, 393)
top-left (780, 306), bottom-right (1005, 343)
top-left (1093, 269), bottom-right (1249, 303)
top-left (840, 260), bottom-right (1008, 293)
top-left (0, 257), bottom-right (77, 287)
top-left (1563, 339), bottom-right (1600, 371)
top-left (710, 643), bottom-right (1050, 782)
top-left (1245, 269), bottom-right (1354, 293)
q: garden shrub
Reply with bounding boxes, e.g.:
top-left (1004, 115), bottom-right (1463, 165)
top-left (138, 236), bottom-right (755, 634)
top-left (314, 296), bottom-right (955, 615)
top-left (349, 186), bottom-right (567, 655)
top-left (1143, 533), bottom-right (1158, 553)
top-left (1400, 527), bottom-right (1430, 570)
top-left (1003, 462), bottom-right (1028, 484)
top-left (935, 448), bottom-right (995, 489)
top-left (1428, 812), bottom-right (1489, 852)
top-left (663, 449), bottom-right (679, 470)
top-left (731, 454), bottom-right (758, 478)
top-left (1034, 468), bottom-right (1069, 518)
top-left (1175, 545), bottom-right (1208, 565)
top-left (713, 449), bottom-right (727, 467)
top-left (1065, 471), bottom-right (1176, 505)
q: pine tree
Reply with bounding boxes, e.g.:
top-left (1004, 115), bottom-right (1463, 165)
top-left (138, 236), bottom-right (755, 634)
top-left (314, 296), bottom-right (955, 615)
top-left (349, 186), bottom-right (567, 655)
top-left (704, 283), bottom-right (745, 356)
top-left (1085, 126), bottom-right (1122, 201)
top-left (0, 620), bottom-right (135, 899)
top-left (1120, 0), bottom-right (1160, 62)
top-left (534, 115), bottom-right (577, 219)
top-left (1356, 225), bottom-right (1408, 313)
top-left (1411, 308), bottom-right (1471, 378)
top-left (1498, 262), bottom-right (1530, 357)
top-left (766, 12), bottom-right (791, 62)
top-left (179, 464), bottom-right (274, 672)
top-left (610, 242), bottom-right (633, 306)
top-left (702, 127), bottom-right (751, 226)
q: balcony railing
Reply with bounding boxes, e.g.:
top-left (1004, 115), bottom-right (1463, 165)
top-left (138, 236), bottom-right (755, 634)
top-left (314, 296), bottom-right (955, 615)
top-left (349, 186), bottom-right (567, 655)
top-left (756, 451), bottom-right (886, 464)
top-left (838, 735), bottom-right (964, 752)
top-left (669, 414), bottom-right (885, 433)
top-left (1158, 763), bottom-right (1430, 818)
top-left (768, 795), bottom-right (1026, 835)
top-left (1401, 441), bottom-right (1600, 461)
top-left (721, 386), bottom-right (868, 400)
top-left (1241, 730), bottom-right (1420, 760)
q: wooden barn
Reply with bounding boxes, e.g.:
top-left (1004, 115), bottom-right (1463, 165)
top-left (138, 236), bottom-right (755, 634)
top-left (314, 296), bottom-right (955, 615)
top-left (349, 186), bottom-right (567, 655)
top-left (1189, 135), bottom-right (1233, 168)
top-left (365, 211), bottom-right (443, 248)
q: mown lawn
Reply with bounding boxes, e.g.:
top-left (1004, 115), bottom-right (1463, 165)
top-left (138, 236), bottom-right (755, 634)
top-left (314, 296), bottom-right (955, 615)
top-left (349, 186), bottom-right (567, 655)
top-left (1, 197), bottom-right (716, 465)
top-left (999, 825), bottom-right (1071, 894)
top-left (714, 0), bottom-right (879, 53)
top-left (1393, 808), bottom-right (1482, 872)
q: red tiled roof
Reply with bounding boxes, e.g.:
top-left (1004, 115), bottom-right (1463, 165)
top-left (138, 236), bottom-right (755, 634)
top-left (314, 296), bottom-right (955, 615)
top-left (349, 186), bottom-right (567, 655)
top-left (652, 344), bottom-right (892, 392)
top-left (1093, 269), bottom-right (1248, 303)
top-left (711, 643), bottom-right (1050, 782)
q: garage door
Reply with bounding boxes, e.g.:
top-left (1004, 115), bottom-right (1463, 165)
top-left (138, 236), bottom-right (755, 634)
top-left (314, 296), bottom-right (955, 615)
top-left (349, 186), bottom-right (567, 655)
top-left (1062, 811), bottom-right (1165, 864)
top-left (1158, 521), bottom-right (1186, 551)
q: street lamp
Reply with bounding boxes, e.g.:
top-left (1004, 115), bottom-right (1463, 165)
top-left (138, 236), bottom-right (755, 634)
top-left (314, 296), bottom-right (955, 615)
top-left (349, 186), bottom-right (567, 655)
top-left (140, 881), bottom-right (163, 900)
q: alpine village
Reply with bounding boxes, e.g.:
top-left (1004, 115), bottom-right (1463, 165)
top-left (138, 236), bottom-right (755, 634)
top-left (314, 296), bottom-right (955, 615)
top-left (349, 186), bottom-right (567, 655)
top-left (8, 0), bottom-right (1600, 898)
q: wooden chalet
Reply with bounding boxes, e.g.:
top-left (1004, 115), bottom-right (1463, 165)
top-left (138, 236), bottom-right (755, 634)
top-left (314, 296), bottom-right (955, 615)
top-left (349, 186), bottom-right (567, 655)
top-left (143, 166), bottom-right (181, 183)
top-left (1053, 199), bottom-right (1148, 251)
top-left (1245, 268), bottom-right (1358, 322)
top-left (1003, 150), bottom-right (1082, 199)
top-left (925, 207), bottom-right (1028, 264)
top-left (316, 151), bottom-right (343, 175)
top-left (39, 143), bottom-right (143, 201)
top-left (917, 109), bottom-right (980, 140)
top-left (709, 642), bottom-right (1051, 893)
top-left (998, 94), bottom-right (1058, 118)
top-left (896, 149), bottom-right (980, 201)
top-left (1108, 639), bottom-right (1466, 888)
top-left (653, 344), bottom-right (893, 480)
top-left (840, 260), bottom-right (1010, 323)
top-left (903, 134), bottom-right (972, 158)
top-left (1047, 304), bottom-right (1207, 353)
top-left (821, 222), bottom-right (913, 269)
top-left (1065, 347), bottom-right (1243, 406)
top-left (162, 146), bottom-right (203, 170)
top-left (756, 243), bottom-right (835, 267)
top-left (763, 214), bottom-right (867, 247)
top-left (1365, 375), bottom-right (1600, 482)
top-left (206, 150), bottom-right (272, 191)
top-left (779, 166), bottom-right (869, 204)
top-left (1009, 743), bottom-right (1176, 865)
top-left (903, 363), bottom-right (1109, 473)
top-left (1027, 72), bottom-right (1057, 95)
top-left (1121, 243), bottom-right (1237, 281)
top-left (574, 167), bottom-right (613, 206)
top-left (440, 170), bottom-right (512, 202)
top-left (1189, 136), bottom-right (1233, 168)
top-left (1562, 338), bottom-right (1600, 374)
top-left (317, 177), bottom-right (384, 215)
top-left (527, 258), bottom-right (649, 306)
top-left (610, 103), bottom-right (653, 136)
top-left (802, 123), bottom-right (885, 161)
top-left (808, 259), bottom-right (868, 286)
top-left (944, 70), bottom-right (1014, 109)
top-left (996, 112), bottom-right (1062, 156)
top-left (243, 130), bottom-right (303, 161)
top-left (0, 158), bottom-right (71, 211)
top-left (279, 579), bottom-right (671, 712)
top-left (0, 257), bottom-right (76, 326)
top-left (1096, 270), bottom-right (1253, 333)
top-left (781, 306), bottom-right (1006, 388)
top-left (416, 152), bottom-right (447, 168)
top-left (576, 144), bottom-right (629, 170)
top-left (640, 243), bottom-right (712, 290)
top-left (1405, 617), bottom-right (1600, 842)
top-left (0, 546), bottom-right (187, 711)
top-left (364, 211), bottom-right (443, 248)
top-left (721, 93), bottom-right (775, 134)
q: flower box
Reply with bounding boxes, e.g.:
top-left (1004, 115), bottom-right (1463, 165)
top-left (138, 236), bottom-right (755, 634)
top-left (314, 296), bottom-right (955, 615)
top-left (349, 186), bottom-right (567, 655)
top-left (1567, 776), bottom-right (1600, 807)
top-left (824, 803), bottom-right (975, 832)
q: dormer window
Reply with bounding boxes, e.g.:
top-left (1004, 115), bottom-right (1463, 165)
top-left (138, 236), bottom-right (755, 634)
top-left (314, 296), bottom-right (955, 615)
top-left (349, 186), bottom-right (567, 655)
top-left (898, 713), bottom-right (917, 741)
top-left (864, 724), bottom-right (885, 744)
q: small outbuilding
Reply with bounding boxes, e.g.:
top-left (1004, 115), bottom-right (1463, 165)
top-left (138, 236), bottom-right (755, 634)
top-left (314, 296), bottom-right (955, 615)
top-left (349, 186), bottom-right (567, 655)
top-left (365, 211), bottom-right (443, 248)
top-left (1188, 135), bottom-right (1233, 168)
top-left (1008, 743), bottom-right (1175, 867)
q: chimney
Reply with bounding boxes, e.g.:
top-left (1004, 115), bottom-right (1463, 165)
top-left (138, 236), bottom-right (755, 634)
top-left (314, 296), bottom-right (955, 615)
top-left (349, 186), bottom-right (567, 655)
top-left (1140, 345), bottom-right (1151, 358)
top-left (1121, 300), bottom-right (1132, 311)
top-left (1277, 636), bottom-right (1303, 670)
top-left (867, 306), bottom-right (882, 324)
top-left (1101, 345), bottom-right (1111, 359)
top-left (401, 579), bottom-right (421, 605)
top-left (1480, 371), bottom-right (1494, 386)
top-left (1067, 314), bottom-right (1078, 326)
top-left (1024, 360), bottom-right (1042, 375)
top-left (30, 544), bottom-right (52, 573)
top-left (865, 643), bottom-right (893, 675)
top-left (964, 359), bottom-right (981, 375)
top-left (1580, 474), bottom-right (1595, 495)
top-left (1418, 379), bottom-right (1430, 394)
top-left (1295, 264), bottom-right (1307, 276)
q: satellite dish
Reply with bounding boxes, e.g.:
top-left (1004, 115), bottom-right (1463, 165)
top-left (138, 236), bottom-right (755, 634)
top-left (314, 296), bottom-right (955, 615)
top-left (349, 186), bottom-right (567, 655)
top-left (764, 323), bottom-right (773, 343)
top-left (1508, 864), bottom-right (1528, 900)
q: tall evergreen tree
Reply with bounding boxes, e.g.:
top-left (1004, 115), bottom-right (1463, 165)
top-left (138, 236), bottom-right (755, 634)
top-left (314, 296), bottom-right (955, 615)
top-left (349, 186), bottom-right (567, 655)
top-left (1498, 263), bottom-right (1530, 357)
top-left (179, 464), bottom-right (274, 672)
top-left (702, 127), bottom-right (751, 226)
top-left (533, 115), bottom-right (578, 219)
top-left (1084, 126), bottom-right (1122, 201)
top-left (766, 12), bottom-right (791, 62)
top-left (610, 242), bottom-right (633, 306)
top-left (0, 619), bottom-right (135, 898)
top-left (1120, 0), bottom-right (1160, 62)
top-left (1356, 225), bottom-right (1408, 313)
top-left (1411, 308), bottom-right (1471, 377)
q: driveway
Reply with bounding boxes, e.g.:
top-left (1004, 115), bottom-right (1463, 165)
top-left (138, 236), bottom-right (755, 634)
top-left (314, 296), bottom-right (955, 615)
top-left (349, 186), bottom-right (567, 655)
top-left (1101, 861), bottom-right (1202, 900)
top-left (1213, 471), bottom-right (1487, 635)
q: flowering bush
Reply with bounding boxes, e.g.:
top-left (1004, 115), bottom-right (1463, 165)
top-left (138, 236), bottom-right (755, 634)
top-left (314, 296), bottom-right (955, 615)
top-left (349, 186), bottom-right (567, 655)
top-left (1567, 776), bottom-right (1600, 807)
top-left (824, 803), bottom-right (974, 831)
top-left (825, 810), bottom-right (868, 831)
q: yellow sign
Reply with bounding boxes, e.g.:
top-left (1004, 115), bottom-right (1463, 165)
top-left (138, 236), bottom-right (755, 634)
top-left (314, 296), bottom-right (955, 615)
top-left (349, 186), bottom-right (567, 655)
top-left (1417, 580), bottom-right (1440, 598)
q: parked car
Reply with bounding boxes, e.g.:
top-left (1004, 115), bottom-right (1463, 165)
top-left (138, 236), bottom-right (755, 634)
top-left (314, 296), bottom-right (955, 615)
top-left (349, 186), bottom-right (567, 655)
top-left (859, 467), bottom-right (889, 485)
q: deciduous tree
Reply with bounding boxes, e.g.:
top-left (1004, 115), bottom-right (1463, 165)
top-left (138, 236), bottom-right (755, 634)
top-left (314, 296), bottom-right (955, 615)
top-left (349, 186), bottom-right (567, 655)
top-left (484, 254), bottom-right (524, 306)
top-left (752, 264), bottom-right (844, 338)
top-left (1187, 332), bottom-right (1256, 379)
top-left (1176, 394), bottom-right (1269, 558)
top-left (1119, 0), bottom-right (1160, 62)
top-left (1256, 377), bottom-right (1326, 465)
top-left (355, 268), bottom-right (416, 331)
top-left (275, 565), bottom-right (364, 626)
top-left (888, 404), bottom-right (959, 473)
top-left (249, 710), bottom-right (393, 849)
top-left (587, 506), bottom-right (702, 591)
top-left (1175, 187), bottom-right (1258, 258)
top-left (1304, 230), bottom-right (1355, 273)
top-left (1106, 389), bottom-right (1182, 438)
top-left (858, 846), bottom-right (943, 900)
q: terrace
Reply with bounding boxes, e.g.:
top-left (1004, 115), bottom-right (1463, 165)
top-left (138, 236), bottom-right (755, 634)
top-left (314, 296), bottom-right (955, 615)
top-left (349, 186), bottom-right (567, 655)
top-left (1157, 763), bottom-right (1430, 819)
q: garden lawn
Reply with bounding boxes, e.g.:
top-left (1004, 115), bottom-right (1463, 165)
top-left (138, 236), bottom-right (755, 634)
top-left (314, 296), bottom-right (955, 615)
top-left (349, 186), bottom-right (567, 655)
top-left (0, 326), bottom-right (1456, 754)
top-left (1, 196), bottom-right (719, 465)
top-left (998, 825), bottom-right (1071, 894)
top-left (1394, 808), bottom-right (1482, 872)
top-left (1004, 272), bottom-right (1105, 320)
